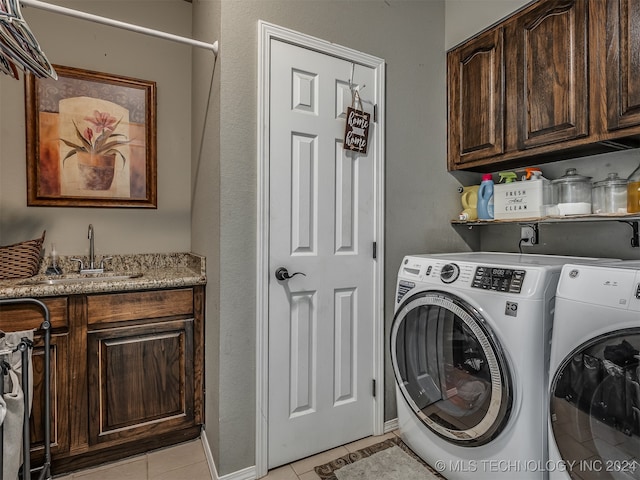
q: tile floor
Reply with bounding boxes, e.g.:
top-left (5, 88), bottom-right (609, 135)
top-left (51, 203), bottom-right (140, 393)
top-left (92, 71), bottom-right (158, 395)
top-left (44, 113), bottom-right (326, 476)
top-left (52, 431), bottom-right (401, 480)
top-left (53, 439), bottom-right (212, 480)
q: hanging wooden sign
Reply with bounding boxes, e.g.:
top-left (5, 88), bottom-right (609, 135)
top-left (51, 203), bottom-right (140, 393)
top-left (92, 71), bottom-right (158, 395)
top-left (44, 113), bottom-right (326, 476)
top-left (343, 107), bottom-right (370, 154)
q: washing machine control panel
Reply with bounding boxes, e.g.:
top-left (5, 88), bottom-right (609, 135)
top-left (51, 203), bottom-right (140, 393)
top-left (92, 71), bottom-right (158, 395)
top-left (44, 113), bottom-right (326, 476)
top-left (472, 266), bottom-right (526, 293)
top-left (396, 280), bottom-right (416, 303)
top-left (440, 263), bottom-right (460, 283)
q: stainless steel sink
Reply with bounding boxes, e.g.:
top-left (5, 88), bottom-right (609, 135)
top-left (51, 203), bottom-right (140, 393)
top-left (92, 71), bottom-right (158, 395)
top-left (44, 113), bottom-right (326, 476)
top-left (21, 273), bottom-right (143, 285)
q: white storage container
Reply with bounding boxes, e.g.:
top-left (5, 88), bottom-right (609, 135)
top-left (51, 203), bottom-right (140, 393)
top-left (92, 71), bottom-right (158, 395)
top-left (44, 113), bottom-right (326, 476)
top-left (494, 177), bottom-right (552, 219)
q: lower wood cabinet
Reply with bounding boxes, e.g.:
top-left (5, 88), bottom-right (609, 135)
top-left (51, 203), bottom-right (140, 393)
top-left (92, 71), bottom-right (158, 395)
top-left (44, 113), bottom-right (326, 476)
top-left (0, 286), bottom-right (205, 475)
top-left (87, 318), bottom-right (195, 445)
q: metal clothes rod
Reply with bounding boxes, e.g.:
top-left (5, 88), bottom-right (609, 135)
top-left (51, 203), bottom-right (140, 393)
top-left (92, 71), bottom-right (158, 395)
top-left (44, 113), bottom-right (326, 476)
top-left (19, 0), bottom-right (219, 56)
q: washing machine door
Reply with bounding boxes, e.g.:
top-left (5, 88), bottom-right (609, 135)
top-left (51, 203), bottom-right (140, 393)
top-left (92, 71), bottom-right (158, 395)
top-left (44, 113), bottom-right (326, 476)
top-left (391, 290), bottom-right (513, 446)
top-left (550, 328), bottom-right (640, 479)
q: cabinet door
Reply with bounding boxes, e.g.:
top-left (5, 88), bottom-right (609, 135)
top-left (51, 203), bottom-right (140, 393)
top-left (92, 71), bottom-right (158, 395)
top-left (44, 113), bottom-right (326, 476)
top-left (510, 0), bottom-right (588, 149)
top-left (606, 0), bottom-right (640, 130)
top-left (30, 333), bottom-right (70, 463)
top-left (87, 319), bottom-right (195, 445)
top-left (448, 28), bottom-right (504, 168)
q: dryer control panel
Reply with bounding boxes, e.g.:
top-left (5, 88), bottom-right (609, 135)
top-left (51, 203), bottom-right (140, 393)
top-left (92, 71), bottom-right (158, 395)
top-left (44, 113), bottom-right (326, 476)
top-left (472, 266), bottom-right (526, 293)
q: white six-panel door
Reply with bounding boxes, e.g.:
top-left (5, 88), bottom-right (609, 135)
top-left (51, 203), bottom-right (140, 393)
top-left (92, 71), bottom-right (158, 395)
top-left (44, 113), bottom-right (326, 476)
top-left (267, 38), bottom-right (379, 468)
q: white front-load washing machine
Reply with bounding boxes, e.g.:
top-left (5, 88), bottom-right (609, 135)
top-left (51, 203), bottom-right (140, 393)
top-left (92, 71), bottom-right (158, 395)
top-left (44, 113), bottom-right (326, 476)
top-left (548, 261), bottom-right (640, 480)
top-left (391, 252), bottom-right (605, 480)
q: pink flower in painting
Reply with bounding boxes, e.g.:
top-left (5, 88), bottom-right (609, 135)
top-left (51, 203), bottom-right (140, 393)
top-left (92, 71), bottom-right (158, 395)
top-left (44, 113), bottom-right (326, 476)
top-left (60, 110), bottom-right (130, 167)
top-left (83, 127), bottom-right (94, 143)
top-left (84, 110), bottom-right (118, 134)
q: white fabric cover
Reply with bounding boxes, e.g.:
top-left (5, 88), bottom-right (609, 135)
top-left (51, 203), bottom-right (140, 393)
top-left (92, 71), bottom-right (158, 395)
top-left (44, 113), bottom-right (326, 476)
top-left (1, 331), bottom-right (34, 480)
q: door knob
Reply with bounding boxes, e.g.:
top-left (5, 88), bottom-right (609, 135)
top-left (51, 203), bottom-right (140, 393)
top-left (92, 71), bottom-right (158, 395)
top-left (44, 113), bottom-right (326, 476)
top-left (275, 267), bottom-right (306, 281)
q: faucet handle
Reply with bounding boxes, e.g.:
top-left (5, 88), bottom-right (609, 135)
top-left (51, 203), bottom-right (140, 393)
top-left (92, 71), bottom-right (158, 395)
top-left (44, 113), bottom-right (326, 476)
top-left (70, 258), bottom-right (85, 272)
top-left (99, 256), bottom-right (113, 270)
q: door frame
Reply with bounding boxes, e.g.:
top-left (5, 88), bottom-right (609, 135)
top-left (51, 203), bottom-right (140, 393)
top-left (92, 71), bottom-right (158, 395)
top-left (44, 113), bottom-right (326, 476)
top-left (256, 20), bottom-right (386, 477)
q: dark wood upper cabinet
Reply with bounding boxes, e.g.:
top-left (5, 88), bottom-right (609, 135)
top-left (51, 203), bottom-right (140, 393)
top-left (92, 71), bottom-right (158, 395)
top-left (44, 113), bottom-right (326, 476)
top-left (448, 28), bottom-right (504, 166)
top-left (510, 0), bottom-right (588, 149)
top-left (606, 0), bottom-right (640, 131)
top-left (447, 0), bottom-right (640, 172)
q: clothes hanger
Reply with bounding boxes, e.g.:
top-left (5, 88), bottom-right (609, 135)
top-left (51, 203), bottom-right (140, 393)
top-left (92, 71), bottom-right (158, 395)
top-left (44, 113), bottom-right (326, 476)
top-left (0, 0), bottom-right (56, 79)
top-left (0, 51), bottom-right (19, 78)
top-left (5, 0), bottom-right (24, 19)
top-left (0, 25), bottom-right (42, 74)
top-left (0, 20), bottom-right (55, 78)
top-left (0, 0), bottom-right (16, 19)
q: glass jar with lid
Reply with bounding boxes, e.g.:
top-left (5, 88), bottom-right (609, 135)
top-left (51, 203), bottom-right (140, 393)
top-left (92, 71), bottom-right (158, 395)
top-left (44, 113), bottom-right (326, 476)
top-left (628, 162), bottom-right (640, 214)
top-left (592, 173), bottom-right (627, 214)
top-left (551, 168), bottom-right (592, 215)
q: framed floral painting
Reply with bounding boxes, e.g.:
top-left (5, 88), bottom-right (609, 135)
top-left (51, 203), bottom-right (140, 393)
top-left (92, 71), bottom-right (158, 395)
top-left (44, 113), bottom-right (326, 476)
top-left (25, 65), bottom-right (157, 207)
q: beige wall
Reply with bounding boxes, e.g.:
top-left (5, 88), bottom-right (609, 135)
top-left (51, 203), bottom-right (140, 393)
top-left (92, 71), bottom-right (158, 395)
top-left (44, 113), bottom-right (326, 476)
top-left (0, 0), bottom-right (193, 257)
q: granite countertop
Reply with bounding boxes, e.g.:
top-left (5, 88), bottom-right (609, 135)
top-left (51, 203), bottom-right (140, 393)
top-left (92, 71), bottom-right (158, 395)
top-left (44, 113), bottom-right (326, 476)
top-left (0, 252), bottom-right (206, 299)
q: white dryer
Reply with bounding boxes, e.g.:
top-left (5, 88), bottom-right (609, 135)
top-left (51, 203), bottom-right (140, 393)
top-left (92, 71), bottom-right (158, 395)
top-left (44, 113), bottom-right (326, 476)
top-left (391, 252), bottom-right (605, 480)
top-left (548, 261), bottom-right (640, 480)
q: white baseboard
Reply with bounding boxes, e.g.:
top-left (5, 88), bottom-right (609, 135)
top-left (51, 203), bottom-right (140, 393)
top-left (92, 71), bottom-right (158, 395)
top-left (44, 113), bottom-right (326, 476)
top-left (384, 418), bottom-right (398, 433)
top-left (200, 431), bottom-right (219, 479)
top-left (201, 430), bottom-right (257, 480)
top-left (218, 466), bottom-right (257, 480)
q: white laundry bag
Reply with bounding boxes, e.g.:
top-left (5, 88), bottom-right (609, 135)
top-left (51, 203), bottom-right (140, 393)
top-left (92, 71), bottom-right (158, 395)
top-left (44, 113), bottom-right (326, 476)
top-left (1, 331), bottom-right (34, 480)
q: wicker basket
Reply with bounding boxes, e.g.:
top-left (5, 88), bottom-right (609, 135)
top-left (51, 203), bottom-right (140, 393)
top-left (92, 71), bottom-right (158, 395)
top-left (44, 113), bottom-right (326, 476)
top-left (0, 231), bottom-right (46, 280)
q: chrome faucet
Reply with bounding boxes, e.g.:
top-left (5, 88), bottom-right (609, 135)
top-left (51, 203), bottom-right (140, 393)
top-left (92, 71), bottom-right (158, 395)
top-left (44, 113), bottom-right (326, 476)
top-left (88, 224), bottom-right (96, 270)
top-left (71, 224), bottom-right (112, 274)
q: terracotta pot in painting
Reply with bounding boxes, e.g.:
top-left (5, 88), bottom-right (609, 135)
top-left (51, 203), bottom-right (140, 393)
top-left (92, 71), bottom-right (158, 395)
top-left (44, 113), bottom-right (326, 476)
top-left (76, 151), bottom-right (116, 190)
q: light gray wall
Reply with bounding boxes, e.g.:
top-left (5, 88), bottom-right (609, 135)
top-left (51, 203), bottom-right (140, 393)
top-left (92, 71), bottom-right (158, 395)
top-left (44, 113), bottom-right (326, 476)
top-left (445, 0), bottom-right (531, 49)
top-left (190, 0), bottom-right (471, 475)
top-left (445, 0), bottom-right (640, 261)
top-left (190, 0), bottom-right (221, 472)
top-left (0, 0), bottom-right (192, 257)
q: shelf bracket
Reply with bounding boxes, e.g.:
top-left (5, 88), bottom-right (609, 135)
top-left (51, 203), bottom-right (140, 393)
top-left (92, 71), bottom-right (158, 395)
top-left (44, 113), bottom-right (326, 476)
top-left (620, 220), bottom-right (640, 248)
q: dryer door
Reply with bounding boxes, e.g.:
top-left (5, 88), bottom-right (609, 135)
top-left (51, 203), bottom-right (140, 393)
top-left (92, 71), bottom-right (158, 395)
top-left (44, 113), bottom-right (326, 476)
top-left (550, 328), bottom-right (640, 479)
top-left (391, 290), bottom-right (513, 446)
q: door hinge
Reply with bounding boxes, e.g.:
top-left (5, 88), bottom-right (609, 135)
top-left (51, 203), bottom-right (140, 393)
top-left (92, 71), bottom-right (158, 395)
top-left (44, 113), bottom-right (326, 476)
top-left (373, 104), bottom-right (378, 123)
top-left (373, 241), bottom-right (377, 259)
top-left (372, 379), bottom-right (377, 397)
